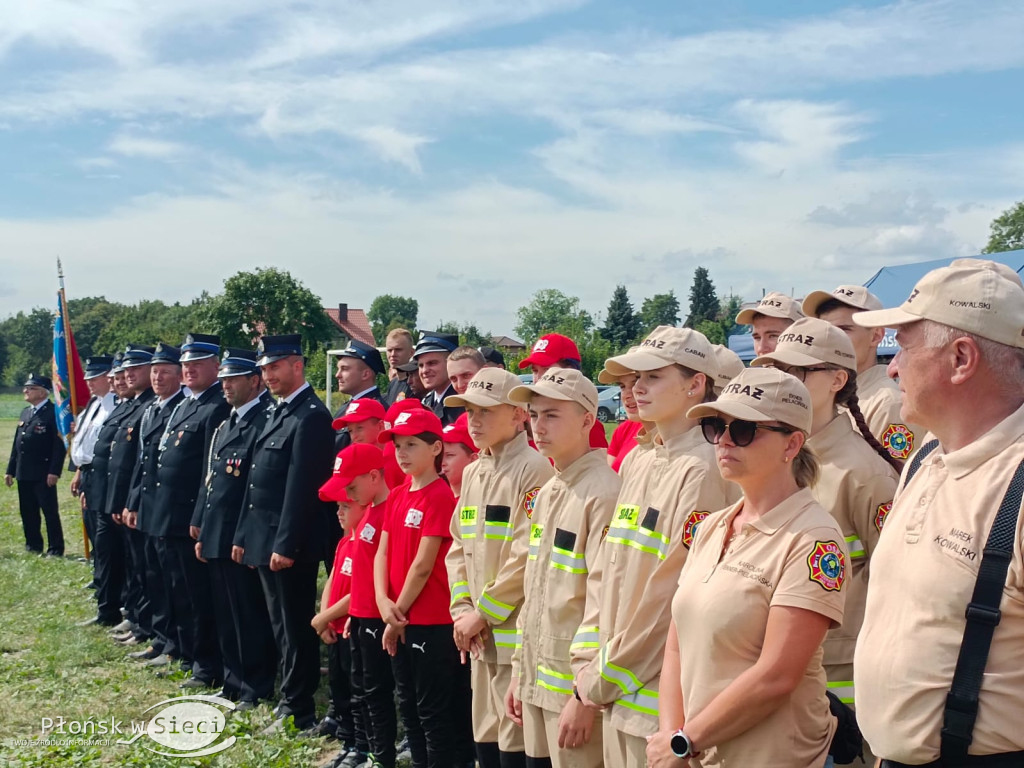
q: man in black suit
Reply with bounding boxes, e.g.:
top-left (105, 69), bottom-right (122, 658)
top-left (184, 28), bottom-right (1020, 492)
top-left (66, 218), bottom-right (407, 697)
top-left (102, 345), bottom-right (156, 631)
top-left (333, 339), bottom-right (386, 452)
top-left (413, 331), bottom-right (463, 426)
top-left (123, 344), bottom-right (186, 661)
top-left (233, 334), bottom-right (336, 731)
top-left (5, 374), bottom-right (67, 556)
top-left (193, 348), bottom-right (277, 708)
top-left (147, 333), bottom-right (231, 688)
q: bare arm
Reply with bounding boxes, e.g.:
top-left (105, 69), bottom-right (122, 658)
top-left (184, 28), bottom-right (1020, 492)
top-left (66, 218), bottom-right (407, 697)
top-left (395, 536), bottom-right (443, 616)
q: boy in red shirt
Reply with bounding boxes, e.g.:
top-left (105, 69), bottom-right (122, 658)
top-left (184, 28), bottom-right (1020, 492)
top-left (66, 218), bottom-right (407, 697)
top-left (441, 413), bottom-right (478, 501)
top-left (376, 409), bottom-right (475, 767)
top-left (335, 398), bottom-right (403, 489)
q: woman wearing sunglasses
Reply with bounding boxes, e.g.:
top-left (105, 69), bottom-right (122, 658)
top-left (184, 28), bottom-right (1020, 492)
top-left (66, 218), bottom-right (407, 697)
top-left (647, 366), bottom-right (847, 768)
top-left (572, 326), bottom-right (738, 767)
top-left (750, 317), bottom-right (899, 745)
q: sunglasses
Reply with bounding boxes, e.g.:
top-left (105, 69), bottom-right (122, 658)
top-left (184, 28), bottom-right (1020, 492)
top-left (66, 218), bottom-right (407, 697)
top-left (700, 417), bottom-right (793, 447)
top-left (767, 364), bottom-right (833, 383)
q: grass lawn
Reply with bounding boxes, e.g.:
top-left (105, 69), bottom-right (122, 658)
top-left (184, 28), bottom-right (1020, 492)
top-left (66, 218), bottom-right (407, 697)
top-left (0, 416), bottom-right (342, 767)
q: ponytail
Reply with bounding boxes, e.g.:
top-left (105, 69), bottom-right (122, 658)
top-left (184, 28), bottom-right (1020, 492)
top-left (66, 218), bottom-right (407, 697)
top-left (835, 372), bottom-right (904, 473)
top-left (792, 442), bottom-right (820, 489)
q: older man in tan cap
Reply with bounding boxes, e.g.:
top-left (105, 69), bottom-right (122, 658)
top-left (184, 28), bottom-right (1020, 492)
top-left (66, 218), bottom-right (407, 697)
top-left (804, 284), bottom-right (922, 460)
top-left (735, 291), bottom-right (804, 357)
top-left (853, 258), bottom-right (1024, 766)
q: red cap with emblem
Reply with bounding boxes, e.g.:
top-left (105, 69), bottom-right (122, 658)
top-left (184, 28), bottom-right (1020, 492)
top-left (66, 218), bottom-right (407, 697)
top-left (442, 413), bottom-right (477, 452)
top-left (518, 333), bottom-right (580, 370)
top-left (384, 397), bottom-right (425, 425)
top-left (319, 443), bottom-right (386, 502)
top-left (332, 398), bottom-right (387, 430)
top-left (378, 408), bottom-right (444, 442)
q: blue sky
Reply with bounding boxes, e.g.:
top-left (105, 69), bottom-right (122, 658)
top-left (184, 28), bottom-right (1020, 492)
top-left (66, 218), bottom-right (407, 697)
top-left (1, 0), bottom-right (1022, 337)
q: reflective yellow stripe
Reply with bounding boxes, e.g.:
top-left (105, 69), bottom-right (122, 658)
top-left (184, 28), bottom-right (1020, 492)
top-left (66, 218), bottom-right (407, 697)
top-left (828, 680), bottom-right (855, 705)
top-left (844, 535), bottom-right (865, 559)
top-left (536, 665), bottom-right (573, 695)
top-left (484, 520), bottom-right (513, 541)
top-left (460, 506), bottom-right (477, 539)
top-left (571, 625), bottom-right (600, 651)
top-left (493, 629), bottom-right (522, 649)
top-left (550, 546), bottom-right (587, 574)
top-left (597, 645), bottom-right (642, 695)
top-left (614, 687), bottom-right (659, 717)
top-left (605, 525), bottom-right (670, 560)
top-left (529, 524), bottom-right (543, 561)
top-left (478, 591), bottom-right (515, 622)
top-left (450, 581), bottom-right (470, 606)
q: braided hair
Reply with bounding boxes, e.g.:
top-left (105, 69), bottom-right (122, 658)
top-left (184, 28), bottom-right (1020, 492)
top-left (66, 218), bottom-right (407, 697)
top-left (834, 371), bottom-right (904, 473)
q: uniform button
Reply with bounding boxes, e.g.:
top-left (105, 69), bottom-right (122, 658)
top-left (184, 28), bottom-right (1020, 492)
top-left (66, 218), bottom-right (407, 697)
top-left (249, 504), bottom-right (254, 509)
top-left (157, 482), bottom-right (161, 487)
top-left (251, 464), bottom-right (256, 469)
top-left (250, 484), bottom-right (254, 488)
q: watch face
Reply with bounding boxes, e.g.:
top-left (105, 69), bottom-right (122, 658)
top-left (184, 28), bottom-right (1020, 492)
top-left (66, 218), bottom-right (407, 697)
top-left (670, 731), bottom-right (689, 758)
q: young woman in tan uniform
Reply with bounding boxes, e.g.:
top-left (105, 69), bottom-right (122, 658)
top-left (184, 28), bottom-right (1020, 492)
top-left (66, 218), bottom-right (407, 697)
top-left (751, 317), bottom-right (900, 721)
top-left (648, 366), bottom-right (847, 768)
top-left (572, 326), bottom-right (737, 768)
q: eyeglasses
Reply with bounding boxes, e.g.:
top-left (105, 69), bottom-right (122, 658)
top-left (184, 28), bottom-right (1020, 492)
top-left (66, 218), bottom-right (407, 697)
top-left (700, 417), bottom-right (793, 447)
top-left (766, 364), bottom-right (833, 383)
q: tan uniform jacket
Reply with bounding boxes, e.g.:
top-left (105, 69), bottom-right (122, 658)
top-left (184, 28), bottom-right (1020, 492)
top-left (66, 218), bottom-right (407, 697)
top-left (854, 364), bottom-right (922, 461)
top-left (807, 415), bottom-right (898, 703)
top-left (446, 431), bottom-right (555, 664)
top-left (576, 427), bottom-right (737, 737)
top-left (855, 403), bottom-right (1024, 763)
top-left (513, 450), bottom-right (621, 712)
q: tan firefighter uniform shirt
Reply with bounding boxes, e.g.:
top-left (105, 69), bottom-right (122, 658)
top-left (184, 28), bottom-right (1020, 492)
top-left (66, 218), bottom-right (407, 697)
top-left (854, 364), bottom-right (922, 462)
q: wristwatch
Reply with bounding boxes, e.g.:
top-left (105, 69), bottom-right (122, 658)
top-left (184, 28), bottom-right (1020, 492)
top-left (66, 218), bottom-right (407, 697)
top-left (670, 729), bottom-right (698, 759)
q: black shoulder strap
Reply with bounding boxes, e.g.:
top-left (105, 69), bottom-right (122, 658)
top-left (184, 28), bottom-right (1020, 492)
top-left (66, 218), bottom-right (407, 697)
top-left (940, 457), bottom-right (1024, 766)
top-left (903, 438), bottom-right (940, 486)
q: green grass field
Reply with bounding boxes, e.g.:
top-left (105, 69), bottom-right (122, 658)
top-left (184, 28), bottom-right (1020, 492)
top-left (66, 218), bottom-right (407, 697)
top-left (0, 415), bottom-right (342, 767)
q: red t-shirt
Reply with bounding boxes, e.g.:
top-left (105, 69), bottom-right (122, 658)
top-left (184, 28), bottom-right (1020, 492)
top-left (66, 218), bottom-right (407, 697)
top-left (382, 441), bottom-right (408, 490)
top-left (608, 420), bottom-right (643, 473)
top-left (348, 499), bottom-right (389, 619)
top-left (382, 477), bottom-right (455, 626)
top-left (327, 534), bottom-right (355, 631)
top-left (589, 420), bottom-right (608, 449)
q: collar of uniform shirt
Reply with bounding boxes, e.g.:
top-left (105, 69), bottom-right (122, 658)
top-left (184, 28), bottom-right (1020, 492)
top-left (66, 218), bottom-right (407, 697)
top-left (156, 389), bottom-right (183, 409)
top-left (278, 380), bottom-right (311, 407)
top-left (349, 385), bottom-right (377, 401)
top-left (233, 394), bottom-right (264, 420)
top-left (32, 400), bottom-right (48, 413)
top-left (932, 401), bottom-right (1024, 481)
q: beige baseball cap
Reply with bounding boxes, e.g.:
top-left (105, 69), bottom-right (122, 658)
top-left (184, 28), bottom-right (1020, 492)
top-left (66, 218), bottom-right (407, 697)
top-left (852, 258), bottom-right (1024, 349)
top-left (688, 366), bottom-right (813, 434)
top-left (751, 317), bottom-right (857, 372)
top-left (802, 284), bottom-right (883, 317)
top-left (597, 346), bottom-right (638, 385)
top-left (735, 291), bottom-right (805, 325)
top-left (508, 366), bottom-right (599, 415)
top-left (711, 344), bottom-right (746, 393)
top-left (445, 367), bottom-right (522, 408)
top-left (603, 326), bottom-right (716, 378)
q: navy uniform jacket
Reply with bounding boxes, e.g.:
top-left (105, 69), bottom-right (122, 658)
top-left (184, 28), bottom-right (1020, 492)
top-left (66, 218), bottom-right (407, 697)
top-left (127, 390), bottom-right (186, 535)
top-left (89, 398), bottom-right (135, 516)
top-left (334, 386), bottom-right (385, 452)
top-left (234, 385), bottom-right (335, 567)
top-left (423, 383), bottom-right (464, 427)
top-left (103, 389), bottom-right (156, 518)
top-left (193, 391), bottom-right (273, 559)
top-left (6, 401), bottom-right (66, 482)
top-left (150, 382), bottom-right (231, 539)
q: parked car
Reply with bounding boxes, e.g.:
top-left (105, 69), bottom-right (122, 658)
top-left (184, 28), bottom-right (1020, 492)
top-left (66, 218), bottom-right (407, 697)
top-left (597, 386), bottom-right (620, 423)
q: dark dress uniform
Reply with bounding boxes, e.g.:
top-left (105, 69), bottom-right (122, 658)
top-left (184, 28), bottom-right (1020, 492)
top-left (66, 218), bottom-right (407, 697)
top-left (7, 397), bottom-right (66, 555)
top-left (235, 364), bottom-right (336, 727)
top-left (424, 383), bottom-right (464, 427)
top-left (151, 380), bottom-right (230, 684)
top-left (128, 389), bottom-right (186, 655)
top-left (194, 387), bottom-right (277, 703)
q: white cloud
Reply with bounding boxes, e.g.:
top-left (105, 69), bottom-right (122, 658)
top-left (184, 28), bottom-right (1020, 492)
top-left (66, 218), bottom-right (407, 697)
top-left (108, 134), bottom-right (187, 159)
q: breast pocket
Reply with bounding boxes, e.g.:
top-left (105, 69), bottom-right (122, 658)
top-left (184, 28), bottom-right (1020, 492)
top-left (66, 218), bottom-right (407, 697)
top-left (259, 437), bottom-right (291, 472)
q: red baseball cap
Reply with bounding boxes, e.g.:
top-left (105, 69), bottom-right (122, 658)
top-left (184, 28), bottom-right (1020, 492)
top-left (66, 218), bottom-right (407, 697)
top-left (384, 397), bottom-right (425, 425)
top-left (319, 443), bottom-right (386, 502)
top-left (518, 333), bottom-right (581, 370)
top-left (378, 408), bottom-right (444, 443)
top-left (332, 398), bottom-right (387, 430)
top-left (441, 413), bottom-right (477, 452)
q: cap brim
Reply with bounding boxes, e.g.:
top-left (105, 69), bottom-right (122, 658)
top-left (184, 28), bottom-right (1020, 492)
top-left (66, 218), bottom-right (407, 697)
top-left (218, 367), bottom-right (257, 378)
top-left (507, 382), bottom-right (574, 404)
top-left (319, 476), bottom-right (355, 502)
top-left (84, 371), bottom-right (109, 380)
top-left (332, 414), bottom-right (379, 429)
top-left (736, 307), bottom-right (795, 324)
top-left (596, 369), bottom-right (617, 385)
top-left (801, 291), bottom-right (835, 318)
top-left (120, 360), bottom-right (152, 369)
top-left (852, 306), bottom-right (919, 329)
top-left (412, 345), bottom-right (450, 359)
top-left (444, 392), bottom-right (509, 408)
top-left (687, 400), bottom-right (777, 423)
top-left (256, 353), bottom-right (295, 367)
top-left (750, 348), bottom-right (824, 368)
top-left (180, 352), bottom-right (217, 362)
top-left (604, 349), bottom-right (673, 376)
top-left (518, 352), bottom-right (559, 370)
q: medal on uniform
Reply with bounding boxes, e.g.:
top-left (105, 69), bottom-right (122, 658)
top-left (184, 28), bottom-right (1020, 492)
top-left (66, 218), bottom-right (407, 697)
top-left (126, 426), bottom-right (134, 442)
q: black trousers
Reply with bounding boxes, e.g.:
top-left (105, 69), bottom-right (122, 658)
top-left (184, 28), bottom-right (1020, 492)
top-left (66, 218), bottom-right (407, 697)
top-left (166, 536), bottom-right (221, 683)
top-left (122, 527), bottom-right (151, 637)
top-left (326, 628), bottom-right (363, 749)
top-left (347, 618), bottom-right (373, 755)
top-left (209, 557), bottom-right (277, 701)
top-left (354, 616), bottom-right (398, 767)
top-left (79, 468), bottom-right (98, 553)
top-left (17, 479), bottom-right (64, 555)
top-left (392, 624), bottom-right (474, 768)
top-left (142, 534), bottom-right (172, 654)
top-left (259, 561), bottom-right (320, 723)
top-left (93, 513), bottom-right (125, 624)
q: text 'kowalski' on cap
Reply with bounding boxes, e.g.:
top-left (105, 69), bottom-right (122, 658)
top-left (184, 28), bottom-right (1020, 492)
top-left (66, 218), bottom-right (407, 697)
top-left (852, 258), bottom-right (1024, 349)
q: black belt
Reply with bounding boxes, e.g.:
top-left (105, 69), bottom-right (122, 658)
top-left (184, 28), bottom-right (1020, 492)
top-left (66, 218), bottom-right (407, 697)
top-left (882, 754), bottom-right (1024, 767)
top-left (79, 463), bottom-right (93, 472)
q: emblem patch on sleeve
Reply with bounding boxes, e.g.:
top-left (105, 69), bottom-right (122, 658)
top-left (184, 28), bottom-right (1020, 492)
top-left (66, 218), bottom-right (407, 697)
top-left (874, 502), bottom-right (892, 532)
top-left (807, 541), bottom-right (846, 592)
top-left (682, 510), bottom-right (710, 549)
top-left (881, 423), bottom-right (914, 460)
top-left (522, 487), bottom-right (541, 519)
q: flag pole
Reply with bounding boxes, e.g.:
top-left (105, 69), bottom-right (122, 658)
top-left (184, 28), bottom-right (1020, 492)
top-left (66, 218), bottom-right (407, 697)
top-left (59, 258), bottom-right (90, 560)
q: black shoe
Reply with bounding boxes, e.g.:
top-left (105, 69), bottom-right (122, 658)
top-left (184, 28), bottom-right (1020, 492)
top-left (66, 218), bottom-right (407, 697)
top-left (234, 700), bottom-right (258, 712)
top-left (212, 688), bottom-right (240, 702)
top-left (44, 551), bottom-right (64, 558)
top-left (76, 616), bottom-right (117, 627)
top-left (180, 677), bottom-right (218, 690)
top-left (129, 647), bottom-right (162, 660)
top-left (308, 716), bottom-right (341, 739)
top-left (260, 714), bottom-right (316, 735)
top-left (333, 747), bottom-right (367, 768)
